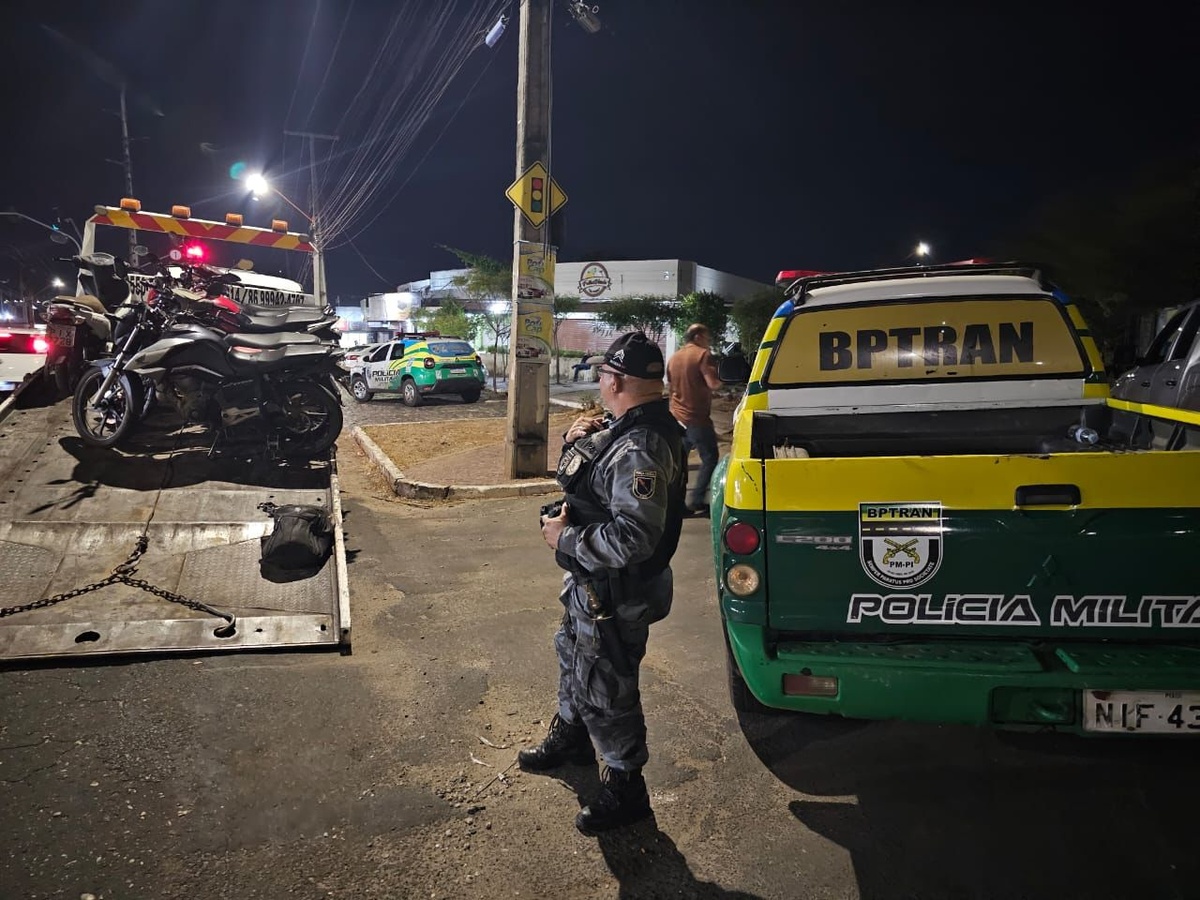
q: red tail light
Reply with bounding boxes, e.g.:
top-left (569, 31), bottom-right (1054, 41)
top-left (31, 336), bottom-right (51, 354)
top-left (424, 357), bottom-right (435, 369)
top-left (213, 295), bottom-right (239, 313)
top-left (146, 288), bottom-right (158, 305)
top-left (724, 522), bottom-right (760, 555)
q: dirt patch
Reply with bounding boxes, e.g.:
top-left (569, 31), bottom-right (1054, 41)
top-left (363, 409), bottom-right (583, 485)
top-left (360, 395), bottom-right (736, 488)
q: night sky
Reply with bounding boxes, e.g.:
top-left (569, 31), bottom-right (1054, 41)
top-left (1, 1), bottom-right (1195, 297)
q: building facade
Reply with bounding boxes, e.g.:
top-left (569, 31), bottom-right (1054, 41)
top-left (339, 258), bottom-right (772, 355)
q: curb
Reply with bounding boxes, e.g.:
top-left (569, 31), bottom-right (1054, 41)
top-left (351, 426), bottom-right (560, 501)
top-left (550, 397), bottom-right (587, 410)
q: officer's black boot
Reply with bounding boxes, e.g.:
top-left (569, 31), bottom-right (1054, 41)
top-left (517, 714), bottom-right (594, 771)
top-left (574, 766), bottom-right (652, 834)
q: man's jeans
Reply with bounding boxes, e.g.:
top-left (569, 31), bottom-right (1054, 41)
top-left (683, 423), bottom-right (719, 509)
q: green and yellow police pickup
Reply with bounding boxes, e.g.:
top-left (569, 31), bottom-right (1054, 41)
top-left (713, 263), bottom-right (1200, 735)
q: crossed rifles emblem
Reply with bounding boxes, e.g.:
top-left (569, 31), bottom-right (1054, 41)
top-left (881, 538), bottom-right (921, 566)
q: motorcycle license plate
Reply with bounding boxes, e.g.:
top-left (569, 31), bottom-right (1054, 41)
top-left (49, 324), bottom-right (75, 347)
top-left (1083, 690), bottom-right (1200, 733)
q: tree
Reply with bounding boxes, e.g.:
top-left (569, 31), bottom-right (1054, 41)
top-left (413, 300), bottom-right (472, 343)
top-left (595, 295), bottom-right (682, 342)
top-left (676, 290), bottom-right (729, 346)
top-left (551, 294), bottom-right (581, 384)
top-left (999, 158), bottom-right (1196, 366)
top-left (441, 246), bottom-right (512, 390)
top-left (730, 288), bottom-right (785, 356)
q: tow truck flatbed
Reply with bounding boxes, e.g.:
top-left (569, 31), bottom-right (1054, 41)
top-left (0, 385), bottom-right (350, 659)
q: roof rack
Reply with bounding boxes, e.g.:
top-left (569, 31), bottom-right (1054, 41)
top-left (781, 261), bottom-right (1053, 304)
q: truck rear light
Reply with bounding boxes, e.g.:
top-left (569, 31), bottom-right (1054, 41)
top-left (782, 674), bottom-right (838, 697)
top-left (725, 564), bottom-right (760, 596)
top-left (424, 357), bottom-right (435, 369)
top-left (724, 522), bottom-right (760, 555)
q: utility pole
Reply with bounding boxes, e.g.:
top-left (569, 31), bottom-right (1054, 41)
top-left (283, 129), bottom-right (339, 310)
top-left (118, 84), bottom-right (137, 264)
top-left (504, 0), bottom-right (552, 478)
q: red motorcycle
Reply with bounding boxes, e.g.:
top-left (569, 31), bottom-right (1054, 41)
top-left (177, 265), bottom-right (341, 343)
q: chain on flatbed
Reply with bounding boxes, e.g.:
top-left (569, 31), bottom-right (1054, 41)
top-left (0, 422), bottom-right (236, 634)
top-left (0, 535), bottom-right (237, 634)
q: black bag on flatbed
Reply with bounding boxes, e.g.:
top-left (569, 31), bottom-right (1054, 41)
top-left (258, 502), bottom-right (333, 581)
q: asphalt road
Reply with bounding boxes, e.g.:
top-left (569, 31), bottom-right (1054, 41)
top-left (2, 411), bottom-right (1199, 899)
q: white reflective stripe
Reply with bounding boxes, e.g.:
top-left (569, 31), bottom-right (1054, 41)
top-left (766, 378), bottom-right (1091, 414)
top-left (801, 275), bottom-right (1047, 309)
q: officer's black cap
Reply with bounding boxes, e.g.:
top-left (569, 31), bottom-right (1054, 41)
top-left (603, 331), bottom-right (664, 379)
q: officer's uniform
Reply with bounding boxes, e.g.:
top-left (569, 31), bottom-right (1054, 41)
top-left (553, 394), bottom-right (686, 772)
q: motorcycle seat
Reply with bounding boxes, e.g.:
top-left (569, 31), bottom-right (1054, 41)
top-left (223, 332), bottom-right (322, 349)
top-left (227, 342), bottom-right (334, 374)
top-left (241, 307), bottom-right (330, 327)
top-left (57, 294), bottom-right (107, 316)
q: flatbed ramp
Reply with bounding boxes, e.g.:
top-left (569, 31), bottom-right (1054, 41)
top-left (0, 388), bottom-right (350, 659)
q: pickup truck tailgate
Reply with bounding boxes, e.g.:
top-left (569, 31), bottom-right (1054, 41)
top-left (761, 451), bottom-right (1200, 638)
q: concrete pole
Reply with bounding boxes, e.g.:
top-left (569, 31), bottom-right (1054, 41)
top-left (307, 133), bottom-right (325, 310)
top-left (504, 0), bottom-right (552, 478)
top-left (284, 130), bottom-right (338, 309)
top-left (118, 84), bottom-right (137, 264)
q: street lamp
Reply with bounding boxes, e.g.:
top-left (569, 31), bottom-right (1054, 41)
top-left (0, 211), bottom-right (82, 254)
top-left (245, 173), bottom-right (313, 226)
top-left (915, 241), bottom-right (932, 261)
top-left (243, 171), bottom-right (328, 311)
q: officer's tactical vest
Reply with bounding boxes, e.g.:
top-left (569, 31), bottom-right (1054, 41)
top-left (555, 399), bottom-right (686, 579)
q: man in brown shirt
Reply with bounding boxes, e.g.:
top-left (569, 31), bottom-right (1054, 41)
top-left (667, 323), bottom-right (722, 516)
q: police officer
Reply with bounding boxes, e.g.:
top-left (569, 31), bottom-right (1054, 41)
top-left (519, 331), bottom-right (686, 834)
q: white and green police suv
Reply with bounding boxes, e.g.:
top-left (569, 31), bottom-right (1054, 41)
top-left (346, 334), bottom-right (486, 406)
top-left (713, 262), bottom-right (1200, 735)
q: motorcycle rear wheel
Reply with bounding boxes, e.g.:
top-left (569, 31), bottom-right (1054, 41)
top-left (274, 380), bottom-right (343, 459)
top-left (72, 368), bottom-right (138, 448)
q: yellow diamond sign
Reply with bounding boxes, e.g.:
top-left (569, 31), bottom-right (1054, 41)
top-left (505, 161), bottom-right (567, 229)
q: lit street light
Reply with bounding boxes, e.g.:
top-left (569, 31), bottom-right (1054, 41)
top-left (245, 172), bottom-right (312, 225)
top-left (51, 278), bottom-right (65, 289)
top-left (915, 241), bottom-right (932, 259)
top-left (243, 171), bottom-right (328, 310)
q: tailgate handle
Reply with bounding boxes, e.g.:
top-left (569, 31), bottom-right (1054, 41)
top-left (1015, 484), bottom-right (1081, 506)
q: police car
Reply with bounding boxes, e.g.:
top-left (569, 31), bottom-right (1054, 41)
top-left (714, 261), bottom-right (1200, 734)
top-left (345, 334), bottom-right (486, 406)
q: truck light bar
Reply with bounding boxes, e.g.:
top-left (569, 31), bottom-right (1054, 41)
top-left (781, 261), bottom-right (1053, 304)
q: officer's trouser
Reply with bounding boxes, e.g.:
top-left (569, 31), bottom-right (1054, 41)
top-left (555, 576), bottom-right (651, 772)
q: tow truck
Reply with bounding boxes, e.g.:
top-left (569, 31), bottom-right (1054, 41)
top-left (0, 199), bottom-right (350, 660)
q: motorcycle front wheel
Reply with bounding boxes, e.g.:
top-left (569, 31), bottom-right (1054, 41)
top-left (274, 380), bottom-right (343, 459)
top-left (72, 368), bottom-right (138, 448)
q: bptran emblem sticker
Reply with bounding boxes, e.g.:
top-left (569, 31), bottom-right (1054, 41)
top-left (859, 502), bottom-right (943, 589)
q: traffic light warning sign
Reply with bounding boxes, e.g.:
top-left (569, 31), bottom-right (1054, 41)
top-left (505, 161), bottom-right (566, 229)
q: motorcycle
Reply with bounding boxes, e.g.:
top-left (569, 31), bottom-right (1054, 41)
top-left (71, 274), bottom-right (345, 460)
top-left (41, 253), bottom-right (133, 397)
top-left (178, 265), bottom-right (341, 343)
